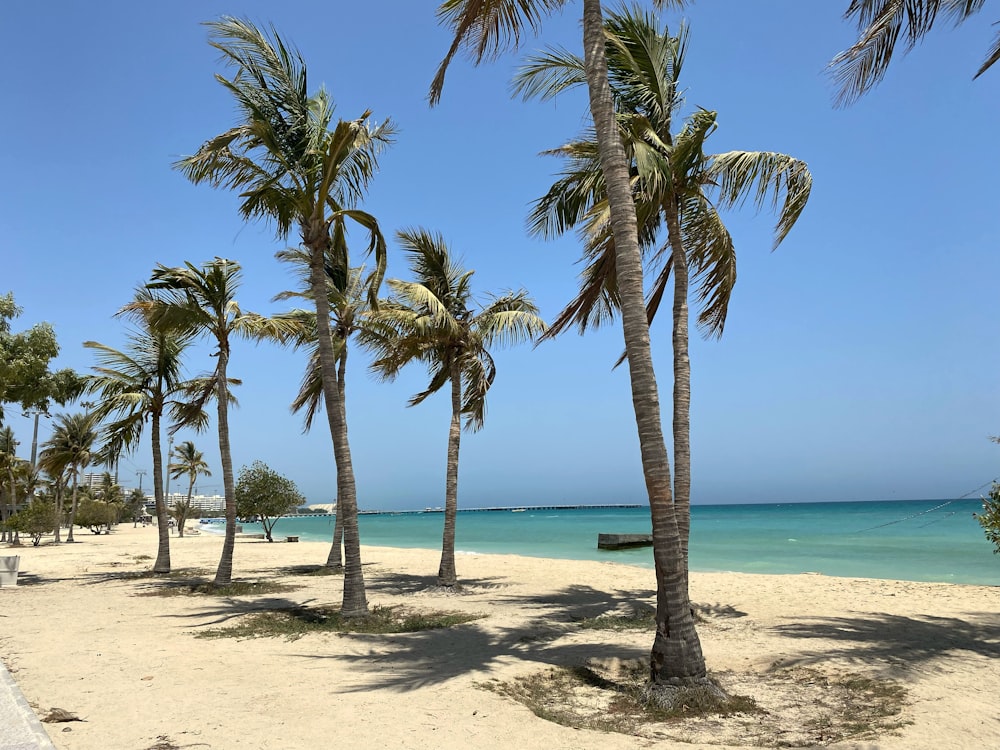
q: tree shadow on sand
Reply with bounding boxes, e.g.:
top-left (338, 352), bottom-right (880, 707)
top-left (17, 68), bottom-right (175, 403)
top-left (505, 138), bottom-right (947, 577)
top-left (292, 619), bottom-right (649, 693)
top-left (162, 596), bottom-right (324, 627)
top-left (771, 611), bottom-right (1000, 668)
top-left (364, 571), bottom-right (512, 596)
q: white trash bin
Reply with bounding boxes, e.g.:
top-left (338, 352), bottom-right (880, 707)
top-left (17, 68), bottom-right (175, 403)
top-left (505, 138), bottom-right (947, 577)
top-left (0, 555), bottom-right (20, 587)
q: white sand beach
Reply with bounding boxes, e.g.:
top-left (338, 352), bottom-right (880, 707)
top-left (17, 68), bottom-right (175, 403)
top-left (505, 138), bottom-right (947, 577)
top-left (1, 525), bottom-right (998, 749)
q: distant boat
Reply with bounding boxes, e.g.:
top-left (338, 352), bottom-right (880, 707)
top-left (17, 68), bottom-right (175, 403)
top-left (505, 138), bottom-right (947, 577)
top-left (511, 508), bottom-right (526, 513)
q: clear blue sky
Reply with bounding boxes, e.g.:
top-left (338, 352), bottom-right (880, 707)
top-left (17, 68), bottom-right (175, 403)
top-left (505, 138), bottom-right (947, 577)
top-left (3, 2), bottom-right (999, 508)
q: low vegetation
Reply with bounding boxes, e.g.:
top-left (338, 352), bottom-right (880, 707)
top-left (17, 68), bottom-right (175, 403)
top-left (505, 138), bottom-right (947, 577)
top-left (480, 661), bottom-right (908, 746)
top-left (575, 607), bottom-right (655, 631)
top-left (138, 579), bottom-right (297, 597)
top-left (196, 603), bottom-right (482, 640)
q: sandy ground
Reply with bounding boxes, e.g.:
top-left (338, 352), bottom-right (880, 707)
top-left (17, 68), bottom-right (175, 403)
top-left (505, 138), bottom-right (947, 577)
top-left (1, 524), bottom-right (998, 750)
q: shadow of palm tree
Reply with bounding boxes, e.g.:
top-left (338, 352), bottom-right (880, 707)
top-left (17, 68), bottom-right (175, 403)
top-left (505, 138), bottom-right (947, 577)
top-left (162, 596), bottom-right (322, 627)
top-left (292, 620), bottom-right (649, 693)
top-left (363, 571), bottom-right (511, 596)
top-left (772, 611), bottom-right (1000, 668)
top-left (504, 583), bottom-right (657, 623)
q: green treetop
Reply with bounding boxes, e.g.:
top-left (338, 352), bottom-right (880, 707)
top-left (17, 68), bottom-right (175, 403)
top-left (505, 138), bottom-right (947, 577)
top-left (234, 461), bottom-right (305, 543)
top-left (0, 293), bottom-right (84, 422)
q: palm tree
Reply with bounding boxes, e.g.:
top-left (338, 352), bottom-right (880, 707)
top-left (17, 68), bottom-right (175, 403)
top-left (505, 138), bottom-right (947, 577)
top-left (273, 247), bottom-right (376, 571)
top-left (517, 7), bottom-right (811, 653)
top-left (39, 412), bottom-right (97, 543)
top-left (832, 0), bottom-right (1000, 105)
top-left (364, 229), bottom-right (546, 587)
top-left (175, 18), bottom-right (395, 616)
top-left (85, 292), bottom-right (199, 573)
top-left (0, 426), bottom-right (19, 541)
top-left (168, 440), bottom-right (212, 538)
top-left (432, 0), bottom-right (708, 681)
top-left (132, 259), bottom-right (288, 587)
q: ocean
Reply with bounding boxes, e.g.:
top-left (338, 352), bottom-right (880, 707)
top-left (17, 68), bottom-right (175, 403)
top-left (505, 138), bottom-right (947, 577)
top-left (223, 499), bottom-right (999, 585)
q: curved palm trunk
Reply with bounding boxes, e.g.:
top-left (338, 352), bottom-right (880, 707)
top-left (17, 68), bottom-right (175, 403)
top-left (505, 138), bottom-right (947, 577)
top-left (325, 346), bottom-right (349, 570)
top-left (152, 412), bottom-right (171, 573)
top-left (213, 346), bottom-right (238, 587)
top-left (664, 201), bottom-right (692, 565)
top-left (181, 476), bottom-right (196, 540)
top-left (438, 360), bottom-right (462, 587)
top-left (65, 469), bottom-right (79, 542)
top-left (308, 241), bottom-right (366, 615)
top-left (582, 0), bottom-right (705, 682)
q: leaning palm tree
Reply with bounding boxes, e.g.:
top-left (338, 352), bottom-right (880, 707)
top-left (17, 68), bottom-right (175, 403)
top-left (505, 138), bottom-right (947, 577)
top-left (131, 259), bottom-right (288, 587)
top-left (85, 291), bottom-right (200, 573)
top-left (175, 18), bottom-right (395, 615)
top-left (168, 440), bottom-right (211, 539)
top-left (832, 0), bottom-right (999, 105)
top-left (364, 229), bottom-right (546, 587)
top-left (39, 412), bottom-right (97, 543)
top-left (431, 0), bottom-right (709, 681)
top-left (273, 247), bottom-right (376, 571)
top-left (517, 9), bottom-right (811, 605)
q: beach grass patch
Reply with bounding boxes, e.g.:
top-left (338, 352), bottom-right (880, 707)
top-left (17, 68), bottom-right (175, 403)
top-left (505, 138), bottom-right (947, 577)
top-left (195, 603), bottom-right (482, 640)
top-left (576, 608), bottom-right (655, 631)
top-left (478, 663), bottom-right (906, 743)
top-left (115, 567), bottom-right (210, 582)
top-left (278, 564), bottom-right (344, 577)
top-left (798, 671), bottom-right (909, 740)
top-left (481, 664), bottom-right (759, 735)
top-left (140, 579), bottom-right (297, 597)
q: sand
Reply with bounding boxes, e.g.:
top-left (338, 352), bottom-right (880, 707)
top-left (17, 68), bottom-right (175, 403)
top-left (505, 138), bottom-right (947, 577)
top-left (1, 524), bottom-right (998, 749)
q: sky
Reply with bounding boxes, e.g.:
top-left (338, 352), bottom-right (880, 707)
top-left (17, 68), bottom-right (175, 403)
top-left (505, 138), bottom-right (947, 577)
top-left (3, 1), bottom-right (999, 509)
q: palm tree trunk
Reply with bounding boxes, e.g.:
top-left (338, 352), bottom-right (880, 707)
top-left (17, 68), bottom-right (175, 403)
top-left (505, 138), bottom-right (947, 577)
top-left (326, 510), bottom-right (344, 568)
top-left (581, 0), bottom-right (706, 682)
top-left (664, 200), bottom-right (692, 565)
top-left (213, 348), bottom-right (238, 587)
top-left (2, 467), bottom-right (14, 543)
top-left (66, 470), bottom-right (79, 542)
top-left (325, 346), bottom-right (349, 570)
top-left (307, 238), bottom-right (367, 615)
top-left (438, 359), bottom-right (462, 587)
top-left (53, 480), bottom-right (63, 544)
top-left (152, 412), bottom-right (171, 573)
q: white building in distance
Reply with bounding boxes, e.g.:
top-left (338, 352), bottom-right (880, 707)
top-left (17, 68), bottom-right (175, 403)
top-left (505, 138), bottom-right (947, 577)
top-left (144, 493), bottom-right (226, 515)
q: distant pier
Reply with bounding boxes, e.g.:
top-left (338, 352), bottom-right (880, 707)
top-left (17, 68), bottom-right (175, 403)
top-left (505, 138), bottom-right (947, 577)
top-left (286, 503), bottom-right (645, 518)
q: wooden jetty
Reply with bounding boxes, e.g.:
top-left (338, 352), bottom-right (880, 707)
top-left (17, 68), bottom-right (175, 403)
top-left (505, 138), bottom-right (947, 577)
top-left (597, 533), bottom-right (653, 550)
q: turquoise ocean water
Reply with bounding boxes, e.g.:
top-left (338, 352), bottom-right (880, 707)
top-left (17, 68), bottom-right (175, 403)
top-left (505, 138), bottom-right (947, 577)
top-left (225, 499), bottom-right (999, 585)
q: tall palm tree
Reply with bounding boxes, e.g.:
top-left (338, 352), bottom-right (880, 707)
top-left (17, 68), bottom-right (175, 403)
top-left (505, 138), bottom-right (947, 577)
top-left (0, 426), bottom-right (19, 541)
top-left (168, 440), bottom-right (212, 539)
top-left (364, 229), bottom-right (546, 587)
top-left (431, 0), bottom-right (706, 680)
top-left (175, 18), bottom-right (395, 615)
top-left (132, 259), bottom-right (287, 587)
top-left (85, 292), bottom-right (199, 573)
top-left (273, 247), bottom-right (376, 571)
top-left (517, 8), bottom-right (811, 625)
top-left (39, 412), bottom-right (97, 543)
top-left (832, 0), bottom-right (1000, 105)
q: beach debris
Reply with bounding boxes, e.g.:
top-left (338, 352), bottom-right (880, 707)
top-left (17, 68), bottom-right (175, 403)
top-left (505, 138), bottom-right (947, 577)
top-left (42, 707), bottom-right (84, 723)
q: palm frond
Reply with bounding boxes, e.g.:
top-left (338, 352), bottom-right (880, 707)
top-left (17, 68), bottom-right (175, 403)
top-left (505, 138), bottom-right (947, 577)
top-left (831, 0), bottom-right (991, 105)
top-left (706, 150), bottom-right (812, 249)
top-left (430, 0), bottom-right (567, 105)
top-left (512, 45), bottom-right (586, 100)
